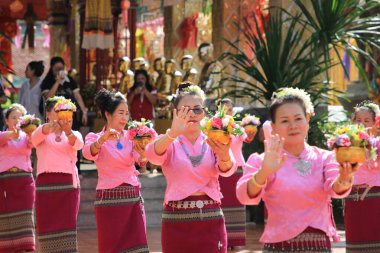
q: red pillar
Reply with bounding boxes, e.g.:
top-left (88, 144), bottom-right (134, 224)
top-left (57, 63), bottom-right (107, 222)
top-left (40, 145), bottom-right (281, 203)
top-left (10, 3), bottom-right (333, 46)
top-left (128, 0), bottom-right (137, 59)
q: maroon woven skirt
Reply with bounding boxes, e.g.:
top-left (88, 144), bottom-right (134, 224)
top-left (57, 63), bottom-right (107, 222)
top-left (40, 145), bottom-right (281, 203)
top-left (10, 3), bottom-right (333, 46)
top-left (0, 171), bottom-right (35, 252)
top-left (219, 168), bottom-right (246, 247)
top-left (35, 173), bottom-right (80, 253)
top-left (345, 186), bottom-right (380, 252)
top-left (162, 195), bottom-right (227, 253)
top-left (94, 184), bottom-right (149, 253)
top-left (263, 227), bottom-right (331, 252)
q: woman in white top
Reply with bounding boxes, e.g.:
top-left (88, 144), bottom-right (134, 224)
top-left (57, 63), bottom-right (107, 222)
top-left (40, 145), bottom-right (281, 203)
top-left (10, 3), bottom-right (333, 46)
top-left (18, 61), bottom-right (45, 119)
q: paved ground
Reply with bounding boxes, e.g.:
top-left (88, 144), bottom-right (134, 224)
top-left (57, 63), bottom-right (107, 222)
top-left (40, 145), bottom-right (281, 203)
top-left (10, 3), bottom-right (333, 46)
top-left (34, 224), bottom-right (346, 253)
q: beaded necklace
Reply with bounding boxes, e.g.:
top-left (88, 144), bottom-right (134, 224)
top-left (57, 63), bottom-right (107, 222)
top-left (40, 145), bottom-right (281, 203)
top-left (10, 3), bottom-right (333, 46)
top-left (178, 136), bottom-right (206, 167)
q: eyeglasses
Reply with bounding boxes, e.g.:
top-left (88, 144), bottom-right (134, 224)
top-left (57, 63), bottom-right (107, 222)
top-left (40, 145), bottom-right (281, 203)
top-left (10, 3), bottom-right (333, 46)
top-left (188, 107), bottom-right (204, 115)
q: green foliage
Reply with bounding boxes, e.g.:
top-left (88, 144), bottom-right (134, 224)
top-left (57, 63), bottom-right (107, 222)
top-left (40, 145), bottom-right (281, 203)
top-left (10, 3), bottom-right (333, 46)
top-left (221, 10), bottom-right (341, 107)
top-left (290, 0), bottom-right (380, 87)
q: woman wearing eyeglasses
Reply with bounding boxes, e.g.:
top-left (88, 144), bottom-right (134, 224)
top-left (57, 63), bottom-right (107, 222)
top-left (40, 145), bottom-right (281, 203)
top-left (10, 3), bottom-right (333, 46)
top-left (146, 82), bottom-right (237, 253)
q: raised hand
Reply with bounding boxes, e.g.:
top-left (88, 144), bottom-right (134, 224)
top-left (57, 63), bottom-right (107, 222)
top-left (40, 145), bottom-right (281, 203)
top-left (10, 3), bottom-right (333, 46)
top-left (98, 127), bottom-right (120, 144)
top-left (7, 126), bottom-right (20, 140)
top-left (42, 120), bottom-right (61, 134)
top-left (261, 134), bottom-right (287, 177)
top-left (169, 106), bottom-right (192, 137)
top-left (58, 119), bottom-right (73, 135)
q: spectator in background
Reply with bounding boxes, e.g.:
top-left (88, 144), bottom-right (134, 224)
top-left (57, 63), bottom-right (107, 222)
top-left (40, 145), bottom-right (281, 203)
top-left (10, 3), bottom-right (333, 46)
top-left (127, 69), bottom-right (157, 121)
top-left (41, 56), bottom-right (88, 128)
top-left (18, 61), bottom-right (45, 119)
top-left (41, 56), bottom-right (88, 175)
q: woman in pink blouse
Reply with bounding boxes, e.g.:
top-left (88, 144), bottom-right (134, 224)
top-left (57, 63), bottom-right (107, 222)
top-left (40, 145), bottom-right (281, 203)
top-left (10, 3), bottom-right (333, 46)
top-left (236, 88), bottom-right (357, 252)
top-left (31, 96), bottom-right (83, 253)
top-left (344, 100), bottom-right (380, 252)
top-left (82, 89), bottom-right (150, 253)
top-left (146, 83), bottom-right (236, 253)
top-left (216, 98), bottom-right (255, 248)
top-left (0, 104), bottom-right (36, 253)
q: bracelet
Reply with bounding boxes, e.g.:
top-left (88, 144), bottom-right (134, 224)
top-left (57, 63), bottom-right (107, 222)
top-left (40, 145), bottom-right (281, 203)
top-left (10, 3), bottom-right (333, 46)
top-left (251, 173), bottom-right (267, 188)
top-left (166, 129), bottom-right (176, 140)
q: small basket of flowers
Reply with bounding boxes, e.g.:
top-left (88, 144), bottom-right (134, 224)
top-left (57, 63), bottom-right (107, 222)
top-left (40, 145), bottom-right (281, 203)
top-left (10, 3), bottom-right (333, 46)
top-left (127, 118), bottom-right (157, 148)
top-left (240, 114), bottom-right (261, 137)
top-left (54, 98), bottom-right (77, 120)
top-left (200, 106), bottom-right (243, 144)
top-left (18, 114), bottom-right (41, 134)
top-left (327, 124), bottom-right (377, 165)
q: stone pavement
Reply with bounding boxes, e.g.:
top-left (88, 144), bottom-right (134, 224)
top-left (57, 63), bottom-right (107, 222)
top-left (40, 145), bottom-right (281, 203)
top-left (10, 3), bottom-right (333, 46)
top-left (35, 224), bottom-right (346, 253)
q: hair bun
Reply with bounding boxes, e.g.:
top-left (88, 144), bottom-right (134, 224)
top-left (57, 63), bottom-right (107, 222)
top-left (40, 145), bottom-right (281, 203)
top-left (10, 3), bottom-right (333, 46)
top-left (95, 88), bottom-right (112, 111)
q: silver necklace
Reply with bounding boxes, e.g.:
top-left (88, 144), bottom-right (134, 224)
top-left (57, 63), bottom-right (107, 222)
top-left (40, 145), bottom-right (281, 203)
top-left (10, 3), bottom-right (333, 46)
top-left (294, 159), bottom-right (312, 177)
top-left (288, 151), bottom-right (312, 177)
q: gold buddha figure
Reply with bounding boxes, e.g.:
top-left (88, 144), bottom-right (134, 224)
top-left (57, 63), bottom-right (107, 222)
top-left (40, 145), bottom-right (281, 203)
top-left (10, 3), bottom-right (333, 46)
top-left (198, 43), bottom-right (223, 97)
top-left (118, 57), bottom-right (134, 95)
top-left (181, 55), bottom-right (196, 82)
top-left (154, 57), bottom-right (168, 93)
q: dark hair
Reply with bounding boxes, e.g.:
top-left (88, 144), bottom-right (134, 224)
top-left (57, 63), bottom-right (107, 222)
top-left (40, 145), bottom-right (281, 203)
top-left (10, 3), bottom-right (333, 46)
top-left (173, 82), bottom-right (205, 108)
top-left (216, 98), bottom-right (234, 107)
top-left (269, 96), bottom-right (306, 123)
top-left (41, 56), bottom-right (66, 89)
top-left (95, 88), bottom-right (127, 119)
top-left (45, 96), bottom-right (62, 113)
top-left (5, 103), bottom-right (26, 119)
top-left (28, 61), bottom-right (44, 77)
top-left (198, 42), bottom-right (211, 55)
top-left (130, 69), bottom-right (153, 92)
top-left (353, 100), bottom-right (377, 121)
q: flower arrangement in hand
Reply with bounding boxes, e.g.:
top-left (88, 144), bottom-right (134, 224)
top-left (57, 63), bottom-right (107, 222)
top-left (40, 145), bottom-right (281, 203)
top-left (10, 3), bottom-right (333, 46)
top-left (127, 118), bottom-right (157, 149)
top-left (18, 114), bottom-right (41, 134)
top-left (200, 105), bottom-right (243, 144)
top-left (54, 98), bottom-right (77, 120)
top-left (327, 124), bottom-right (377, 165)
top-left (240, 114), bottom-right (261, 137)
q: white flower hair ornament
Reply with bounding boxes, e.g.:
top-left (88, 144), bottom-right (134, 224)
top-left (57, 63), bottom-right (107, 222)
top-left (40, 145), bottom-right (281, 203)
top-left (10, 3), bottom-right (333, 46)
top-left (355, 101), bottom-right (380, 116)
top-left (175, 84), bottom-right (206, 101)
top-left (273, 87), bottom-right (315, 116)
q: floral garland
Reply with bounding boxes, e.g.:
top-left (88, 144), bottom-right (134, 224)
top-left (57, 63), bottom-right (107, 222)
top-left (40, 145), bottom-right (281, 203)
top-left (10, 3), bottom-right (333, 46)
top-left (273, 87), bottom-right (314, 116)
top-left (127, 118), bottom-right (157, 140)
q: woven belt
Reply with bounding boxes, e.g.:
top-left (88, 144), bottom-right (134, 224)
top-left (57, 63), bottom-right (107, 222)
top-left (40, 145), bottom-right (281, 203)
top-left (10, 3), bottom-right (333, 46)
top-left (167, 200), bottom-right (218, 209)
top-left (8, 167), bottom-right (21, 173)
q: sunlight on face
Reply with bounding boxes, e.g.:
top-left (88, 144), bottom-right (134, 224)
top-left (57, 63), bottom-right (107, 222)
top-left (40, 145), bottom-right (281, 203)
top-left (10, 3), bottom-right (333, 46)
top-left (354, 109), bottom-right (375, 128)
top-left (176, 95), bottom-right (205, 132)
top-left (272, 102), bottom-right (309, 144)
top-left (5, 110), bottom-right (22, 130)
top-left (106, 102), bottom-right (129, 132)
